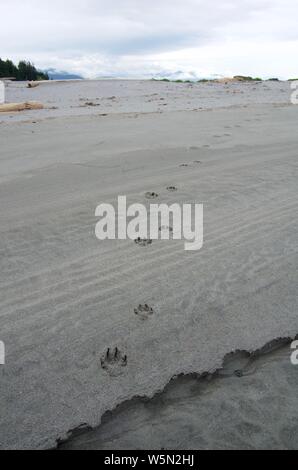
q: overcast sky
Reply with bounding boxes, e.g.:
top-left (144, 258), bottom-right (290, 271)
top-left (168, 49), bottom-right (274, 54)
top-left (1, 0), bottom-right (298, 79)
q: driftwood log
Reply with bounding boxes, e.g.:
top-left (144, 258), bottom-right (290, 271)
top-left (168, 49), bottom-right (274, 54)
top-left (0, 101), bottom-right (44, 112)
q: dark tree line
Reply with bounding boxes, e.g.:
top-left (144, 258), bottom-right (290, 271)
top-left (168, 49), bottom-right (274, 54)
top-left (0, 58), bottom-right (49, 81)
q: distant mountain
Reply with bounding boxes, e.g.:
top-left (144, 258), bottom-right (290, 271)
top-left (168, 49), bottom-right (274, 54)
top-left (44, 69), bottom-right (83, 80)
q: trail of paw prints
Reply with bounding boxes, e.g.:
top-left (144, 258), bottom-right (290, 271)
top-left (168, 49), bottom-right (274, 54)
top-left (100, 347), bottom-right (128, 377)
top-left (135, 237), bottom-right (153, 247)
top-left (134, 304), bottom-right (155, 320)
top-left (179, 145), bottom-right (208, 168)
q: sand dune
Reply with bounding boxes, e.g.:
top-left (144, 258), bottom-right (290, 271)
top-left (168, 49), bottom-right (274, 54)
top-left (0, 80), bottom-right (297, 449)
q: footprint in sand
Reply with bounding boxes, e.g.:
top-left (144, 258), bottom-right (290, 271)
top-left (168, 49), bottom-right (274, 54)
top-left (159, 225), bottom-right (174, 238)
top-left (134, 304), bottom-right (154, 320)
top-left (100, 348), bottom-right (128, 377)
top-left (179, 163), bottom-right (189, 167)
top-left (167, 186), bottom-right (178, 192)
top-left (135, 238), bottom-right (153, 247)
top-left (145, 192), bottom-right (159, 199)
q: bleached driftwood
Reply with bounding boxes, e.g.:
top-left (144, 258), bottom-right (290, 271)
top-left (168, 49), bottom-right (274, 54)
top-left (0, 101), bottom-right (44, 112)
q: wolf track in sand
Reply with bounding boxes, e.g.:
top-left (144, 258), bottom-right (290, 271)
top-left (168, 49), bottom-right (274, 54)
top-left (134, 238), bottom-right (153, 247)
top-left (100, 348), bottom-right (128, 377)
top-left (134, 304), bottom-right (155, 320)
top-left (145, 191), bottom-right (159, 199)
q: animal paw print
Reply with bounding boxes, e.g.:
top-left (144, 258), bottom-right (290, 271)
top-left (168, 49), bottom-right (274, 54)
top-left (179, 163), bottom-right (189, 167)
top-left (134, 304), bottom-right (154, 320)
top-left (100, 348), bottom-right (127, 377)
top-left (135, 237), bottom-right (153, 247)
top-left (145, 192), bottom-right (159, 199)
top-left (159, 225), bottom-right (173, 237)
top-left (167, 186), bottom-right (178, 192)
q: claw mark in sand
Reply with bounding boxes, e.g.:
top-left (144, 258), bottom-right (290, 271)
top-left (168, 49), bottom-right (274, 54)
top-left (134, 304), bottom-right (154, 320)
top-left (135, 238), bottom-right (153, 247)
top-left (100, 348), bottom-right (128, 377)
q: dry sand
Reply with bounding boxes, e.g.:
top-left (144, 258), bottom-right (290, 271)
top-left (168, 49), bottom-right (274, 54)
top-left (0, 80), bottom-right (297, 449)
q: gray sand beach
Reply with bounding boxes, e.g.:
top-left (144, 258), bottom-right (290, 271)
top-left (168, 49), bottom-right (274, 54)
top-left (0, 79), bottom-right (297, 449)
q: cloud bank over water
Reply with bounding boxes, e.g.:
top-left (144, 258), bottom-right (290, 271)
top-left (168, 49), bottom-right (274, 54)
top-left (1, 0), bottom-right (298, 79)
